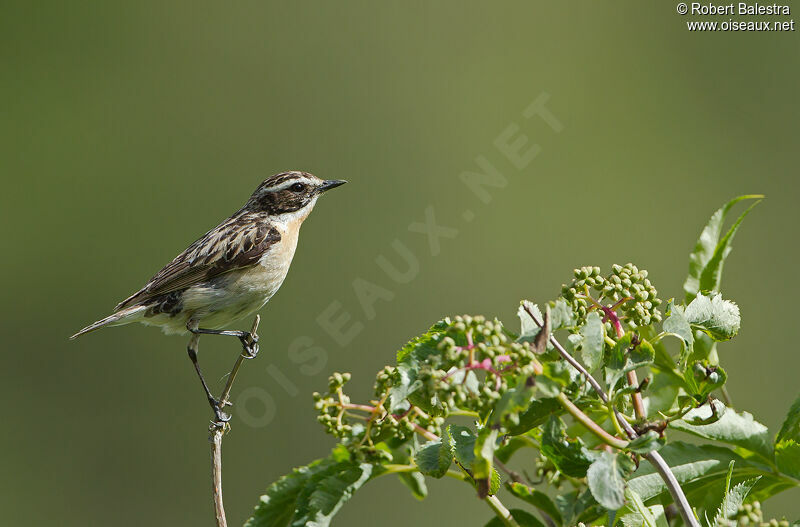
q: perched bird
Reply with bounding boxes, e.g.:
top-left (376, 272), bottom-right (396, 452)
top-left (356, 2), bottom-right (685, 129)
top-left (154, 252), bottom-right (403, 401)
top-left (71, 171), bottom-right (346, 420)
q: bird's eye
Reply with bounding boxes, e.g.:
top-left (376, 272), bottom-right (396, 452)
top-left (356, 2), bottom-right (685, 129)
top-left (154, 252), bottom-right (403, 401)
top-left (290, 182), bottom-right (306, 192)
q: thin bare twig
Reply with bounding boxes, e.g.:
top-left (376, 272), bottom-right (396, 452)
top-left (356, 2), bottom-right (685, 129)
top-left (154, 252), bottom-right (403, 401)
top-left (522, 304), bottom-right (701, 527)
top-left (209, 315), bottom-right (261, 527)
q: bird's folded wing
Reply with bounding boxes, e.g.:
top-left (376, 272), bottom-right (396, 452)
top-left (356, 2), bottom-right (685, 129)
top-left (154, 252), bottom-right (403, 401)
top-left (115, 216), bottom-right (281, 310)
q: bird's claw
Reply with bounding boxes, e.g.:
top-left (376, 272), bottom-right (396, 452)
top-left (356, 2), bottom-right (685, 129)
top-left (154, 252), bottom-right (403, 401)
top-left (240, 332), bottom-right (260, 358)
top-left (209, 397), bottom-right (233, 423)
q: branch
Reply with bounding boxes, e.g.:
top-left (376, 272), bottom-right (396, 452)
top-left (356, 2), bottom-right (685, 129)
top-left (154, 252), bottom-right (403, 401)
top-left (522, 305), bottom-right (701, 527)
top-left (556, 393), bottom-right (628, 449)
top-left (209, 315), bottom-right (261, 527)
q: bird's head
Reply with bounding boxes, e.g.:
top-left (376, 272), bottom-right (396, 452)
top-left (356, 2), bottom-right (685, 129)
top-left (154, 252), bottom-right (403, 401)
top-left (246, 171), bottom-right (346, 221)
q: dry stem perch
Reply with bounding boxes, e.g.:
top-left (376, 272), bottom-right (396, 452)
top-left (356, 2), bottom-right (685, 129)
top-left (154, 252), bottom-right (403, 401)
top-left (209, 315), bottom-right (261, 527)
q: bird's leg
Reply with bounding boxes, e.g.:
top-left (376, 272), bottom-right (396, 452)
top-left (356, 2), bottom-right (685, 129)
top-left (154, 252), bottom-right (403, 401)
top-left (188, 326), bottom-right (260, 359)
top-left (187, 333), bottom-right (231, 422)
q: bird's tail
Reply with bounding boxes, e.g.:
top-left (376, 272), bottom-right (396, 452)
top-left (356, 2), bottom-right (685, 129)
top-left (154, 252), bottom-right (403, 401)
top-left (70, 305), bottom-right (147, 339)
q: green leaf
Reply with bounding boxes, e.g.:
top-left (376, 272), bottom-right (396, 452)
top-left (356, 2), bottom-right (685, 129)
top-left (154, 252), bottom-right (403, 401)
top-left (587, 451), bottom-right (634, 510)
top-left (683, 195), bottom-right (762, 302)
top-left (711, 461), bottom-right (760, 527)
top-left (627, 431), bottom-right (666, 454)
top-left (485, 509), bottom-right (545, 527)
top-left (390, 320), bottom-right (451, 412)
top-left (776, 395), bottom-right (800, 479)
top-left (541, 416), bottom-right (596, 478)
top-left (580, 311), bottom-right (605, 372)
top-left (449, 425), bottom-right (477, 467)
top-left (776, 440), bottom-right (800, 480)
top-left (621, 488), bottom-right (668, 527)
top-left (293, 462), bottom-right (373, 527)
top-left (663, 301), bottom-right (694, 358)
top-left (245, 457), bottom-right (335, 527)
top-left (495, 436), bottom-right (532, 464)
top-left (684, 362), bottom-right (727, 401)
top-left (507, 482), bottom-right (564, 526)
top-left (549, 299), bottom-right (576, 330)
top-left (414, 436), bottom-right (453, 478)
top-left (670, 403), bottom-right (772, 461)
top-left (492, 375), bottom-right (538, 429)
top-left (396, 471), bottom-right (427, 500)
top-left (605, 333), bottom-right (655, 391)
top-left (556, 489), bottom-right (602, 526)
top-left (685, 293), bottom-right (741, 342)
top-left (518, 301), bottom-right (544, 343)
top-left (777, 395), bottom-right (800, 444)
top-left (507, 397), bottom-right (562, 436)
top-left (627, 442), bottom-right (796, 513)
top-left (396, 319), bottom-right (450, 363)
top-left (473, 427), bottom-right (500, 497)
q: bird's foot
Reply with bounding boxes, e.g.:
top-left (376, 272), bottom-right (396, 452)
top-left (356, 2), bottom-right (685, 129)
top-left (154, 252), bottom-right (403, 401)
top-left (239, 332), bottom-right (260, 359)
top-left (209, 397), bottom-right (233, 423)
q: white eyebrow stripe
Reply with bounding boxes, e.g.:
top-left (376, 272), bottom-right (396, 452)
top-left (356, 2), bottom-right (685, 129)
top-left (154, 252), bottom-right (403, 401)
top-left (263, 175), bottom-right (316, 193)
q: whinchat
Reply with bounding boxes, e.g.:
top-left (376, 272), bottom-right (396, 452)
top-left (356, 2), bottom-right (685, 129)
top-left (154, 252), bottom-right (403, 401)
top-left (71, 171), bottom-right (346, 420)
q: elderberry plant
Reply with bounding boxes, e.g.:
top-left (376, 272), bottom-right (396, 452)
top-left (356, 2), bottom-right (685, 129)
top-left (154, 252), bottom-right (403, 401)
top-left (246, 196), bottom-right (800, 527)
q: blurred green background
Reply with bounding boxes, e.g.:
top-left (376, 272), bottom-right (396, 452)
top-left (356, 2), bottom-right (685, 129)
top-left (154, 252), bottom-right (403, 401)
top-left (2, 2), bottom-right (798, 525)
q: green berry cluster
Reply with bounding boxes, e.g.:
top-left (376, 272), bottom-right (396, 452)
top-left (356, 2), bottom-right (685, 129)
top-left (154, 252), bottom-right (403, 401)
top-left (313, 316), bottom-right (546, 458)
top-left (561, 266), bottom-right (605, 319)
top-left (561, 263), bottom-right (662, 328)
top-left (416, 315), bottom-right (540, 418)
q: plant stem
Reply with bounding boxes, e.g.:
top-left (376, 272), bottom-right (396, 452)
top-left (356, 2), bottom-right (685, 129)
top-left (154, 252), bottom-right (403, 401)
top-left (556, 393), bottom-right (628, 449)
top-left (626, 370), bottom-right (646, 420)
top-left (208, 315), bottom-right (261, 527)
top-left (486, 495), bottom-right (522, 527)
top-left (522, 305), bottom-right (701, 527)
top-left (210, 426), bottom-right (226, 527)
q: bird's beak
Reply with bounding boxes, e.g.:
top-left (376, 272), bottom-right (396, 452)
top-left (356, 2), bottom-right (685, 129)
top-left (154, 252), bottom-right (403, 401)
top-left (318, 179), bottom-right (347, 193)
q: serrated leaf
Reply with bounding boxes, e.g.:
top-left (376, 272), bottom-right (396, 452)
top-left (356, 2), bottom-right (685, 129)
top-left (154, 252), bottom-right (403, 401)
top-left (683, 195), bottom-right (762, 301)
top-left (587, 451), bottom-right (633, 510)
top-left (245, 457), bottom-right (335, 527)
top-left (484, 509), bottom-right (546, 527)
top-left (507, 482), bottom-right (564, 526)
top-left (711, 462), bottom-right (760, 527)
top-left (685, 293), bottom-right (741, 342)
top-left (449, 425), bottom-right (476, 467)
top-left (670, 403), bottom-right (772, 461)
top-left (414, 435), bottom-right (453, 478)
top-left (580, 311), bottom-right (605, 372)
top-left (295, 462), bottom-right (373, 527)
top-left (663, 301), bottom-right (694, 357)
top-left (541, 416), bottom-right (596, 478)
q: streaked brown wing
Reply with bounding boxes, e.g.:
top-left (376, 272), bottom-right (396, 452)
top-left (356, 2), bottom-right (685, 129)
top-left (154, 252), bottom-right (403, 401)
top-left (115, 214), bottom-right (280, 310)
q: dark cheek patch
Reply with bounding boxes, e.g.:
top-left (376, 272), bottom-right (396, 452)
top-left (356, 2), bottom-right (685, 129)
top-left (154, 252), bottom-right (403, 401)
top-left (260, 190), bottom-right (307, 214)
